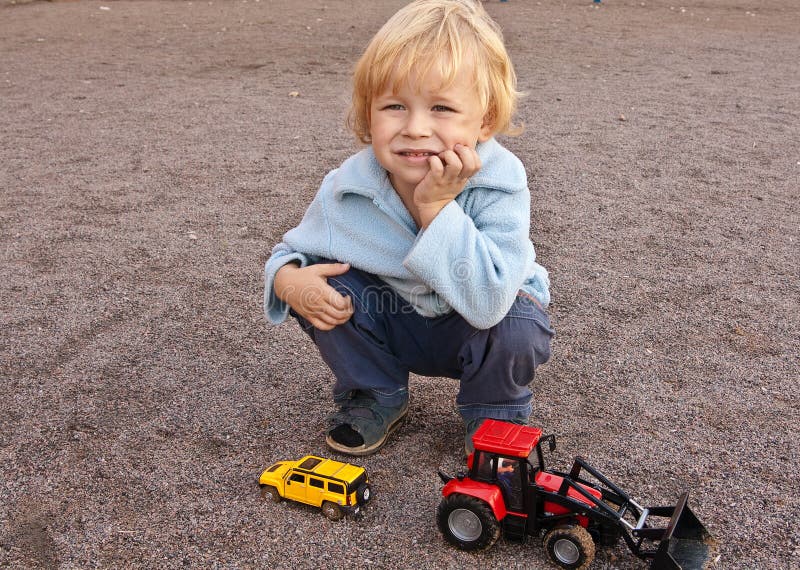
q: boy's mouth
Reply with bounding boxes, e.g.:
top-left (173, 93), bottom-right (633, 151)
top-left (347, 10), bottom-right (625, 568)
top-left (398, 150), bottom-right (438, 158)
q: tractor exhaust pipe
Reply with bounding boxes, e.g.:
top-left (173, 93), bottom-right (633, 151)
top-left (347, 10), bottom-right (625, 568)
top-left (438, 470), bottom-right (453, 484)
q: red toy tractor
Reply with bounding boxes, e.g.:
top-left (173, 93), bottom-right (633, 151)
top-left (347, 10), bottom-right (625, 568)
top-left (437, 420), bottom-right (716, 569)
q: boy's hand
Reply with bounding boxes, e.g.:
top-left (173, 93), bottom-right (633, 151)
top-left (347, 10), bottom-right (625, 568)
top-left (274, 262), bottom-right (354, 331)
top-left (414, 143), bottom-right (481, 229)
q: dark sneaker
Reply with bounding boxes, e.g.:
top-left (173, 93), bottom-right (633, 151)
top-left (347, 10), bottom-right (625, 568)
top-left (326, 391), bottom-right (409, 456)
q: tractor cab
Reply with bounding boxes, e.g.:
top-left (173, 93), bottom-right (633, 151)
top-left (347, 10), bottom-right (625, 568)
top-left (468, 421), bottom-right (544, 514)
top-left (471, 451), bottom-right (527, 511)
top-left (467, 420), bottom-right (604, 538)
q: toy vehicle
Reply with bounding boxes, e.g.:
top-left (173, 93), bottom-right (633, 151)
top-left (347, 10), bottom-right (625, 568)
top-left (259, 455), bottom-right (371, 520)
top-left (437, 420), bottom-right (716, 569)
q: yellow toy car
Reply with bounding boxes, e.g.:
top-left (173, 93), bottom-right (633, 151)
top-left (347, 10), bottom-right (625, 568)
top-left (259, 455), bottom-right (371, 520)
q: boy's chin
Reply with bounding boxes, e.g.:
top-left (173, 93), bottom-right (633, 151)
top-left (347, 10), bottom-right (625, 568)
top-left (389, 172), bottom-right (427, 190)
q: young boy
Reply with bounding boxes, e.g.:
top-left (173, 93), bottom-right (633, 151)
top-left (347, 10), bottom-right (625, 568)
top-left (264, 0), bottom-right (554, 455)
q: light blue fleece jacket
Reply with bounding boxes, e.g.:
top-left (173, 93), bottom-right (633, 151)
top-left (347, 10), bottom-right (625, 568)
top-left (263, 138), bottom-right (549, 330)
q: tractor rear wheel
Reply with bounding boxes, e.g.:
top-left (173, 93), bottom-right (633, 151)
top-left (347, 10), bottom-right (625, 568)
top-left (437, 494), bottom-right (501, 551)
top-left (543, 525), bottom-right (596, 570)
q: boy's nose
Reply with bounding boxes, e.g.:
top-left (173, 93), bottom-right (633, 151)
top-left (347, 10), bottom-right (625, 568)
top-left (402, 111), bottom-right (431, 138)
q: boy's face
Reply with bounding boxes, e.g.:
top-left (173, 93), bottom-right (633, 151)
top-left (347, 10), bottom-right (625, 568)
top-left (369, 65), bottom-right (493, 197)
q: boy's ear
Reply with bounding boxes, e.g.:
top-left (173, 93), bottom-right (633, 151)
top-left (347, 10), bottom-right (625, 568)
top-left (478, 114), bottom-right (495, 142)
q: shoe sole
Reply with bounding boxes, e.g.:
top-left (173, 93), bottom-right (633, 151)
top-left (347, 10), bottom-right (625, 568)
top-left (325, 404), bottom-right (408, 457)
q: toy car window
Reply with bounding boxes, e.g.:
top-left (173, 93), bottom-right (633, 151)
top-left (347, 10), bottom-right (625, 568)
top-left (310, 478), bottom-right (324, 489)
top-left (289, 473), bottom-right (305, 484)
top-left (475, 453), bottom-right (495, 481)
top-left (497, 458), bottom-right (523, 511)
top-left (328, 482), bottom-right (344, 495)
top-left (499, 458), bottom-right (519, 472)
top-left (299, 457), bottom-right (322, 470)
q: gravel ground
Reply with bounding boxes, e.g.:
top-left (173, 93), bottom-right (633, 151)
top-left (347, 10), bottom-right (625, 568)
top-left (1, 0), bottom-right (798, 568)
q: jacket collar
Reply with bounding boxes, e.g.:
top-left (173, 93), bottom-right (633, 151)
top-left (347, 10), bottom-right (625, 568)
top-left (331, 138), bottom-right (526, 201)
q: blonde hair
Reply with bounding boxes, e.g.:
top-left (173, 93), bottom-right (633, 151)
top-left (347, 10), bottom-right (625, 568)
top-left (348, 0), bottom-right (521, 144)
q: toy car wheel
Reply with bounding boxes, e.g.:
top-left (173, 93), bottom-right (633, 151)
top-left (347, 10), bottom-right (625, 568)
top-left (543, 525), bottom-right (596, 570)
top-left (260, 485), bottom-right (281, 503)
top-left (437, 494), bottom-right (500, 551)
top-left (356, 483), bottom-right (372, 504)
top-left (321, 501), bottom-right (344, 521)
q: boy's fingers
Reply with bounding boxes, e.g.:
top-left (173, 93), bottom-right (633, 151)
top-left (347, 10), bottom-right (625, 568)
top-left (427, 155), bottom-right (445, 176)
top-left (313, 305), bottom-right (352, 329)
top-left (333, 262), bottom-right (351, 274)
top-left (455, 144), bottom-right (480, 175)
top-left (343, 294), bottom-right (353, 312)
top-left (438, 150), bottom-right (462, 176)
top-left (315, 312), bottom-right (342, 328)
top-left (324, 288), bottom-right (354, 316)
top-left (326, 296), bottom-right (352, 317)
top-left (317, 262), bottom-right (350, 276)
top-left (327, 310), bottom-right (352, 325)
top-left (308, 303), bottom-right (345, 326)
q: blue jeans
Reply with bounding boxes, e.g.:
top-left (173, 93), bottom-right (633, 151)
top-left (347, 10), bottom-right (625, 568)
top-left (290, 266), bottom-right (554, 423)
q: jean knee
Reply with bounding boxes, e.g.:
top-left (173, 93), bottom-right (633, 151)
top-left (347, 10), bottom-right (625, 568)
top-left (492, 312), bottom-right (555, 370)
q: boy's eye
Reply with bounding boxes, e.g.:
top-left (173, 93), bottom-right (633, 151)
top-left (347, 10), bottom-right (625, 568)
top-left (432, 105), bottom-right (456, 112)
top-left (382, 104), bottom-right (405, 111)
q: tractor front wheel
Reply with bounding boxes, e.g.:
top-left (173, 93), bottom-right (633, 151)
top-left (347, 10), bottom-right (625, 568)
top-left (437, 494), bottom-right (501, 551)
top-left (543, 525), bottom-right (596, 570)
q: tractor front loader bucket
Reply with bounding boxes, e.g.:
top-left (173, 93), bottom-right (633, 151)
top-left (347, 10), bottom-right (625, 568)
top-left (649, 492), bottom-right (717, 570)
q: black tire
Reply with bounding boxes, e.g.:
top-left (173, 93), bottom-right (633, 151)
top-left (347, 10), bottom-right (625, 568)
top-left (543, 525), bottom-right (596, 570)
top-left (437, 494), bottom-right (501, 551)
top-left (356, 483), bottom-right (372, 505)
top-left (260, 485), bottom-right (281, 503)
top-left (321, 501), bottom-right (344, 521)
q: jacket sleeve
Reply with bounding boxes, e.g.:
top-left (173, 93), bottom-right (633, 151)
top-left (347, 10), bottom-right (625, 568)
top-left (402, 187), bottom-right (535, 329)
top-left (263, 245), bottom-right (314, 324)
top-left (262, 175), bottom-right (334, 324)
